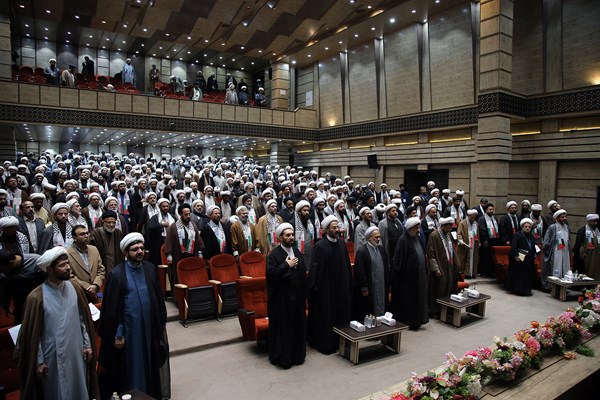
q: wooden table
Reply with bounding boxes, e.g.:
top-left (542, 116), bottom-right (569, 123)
top-left (437, 293), bottom-right (491, 328)
top-left (547, 276), bottom-right (600, 301)
top-left (333, 323), bottom-right (408, 365)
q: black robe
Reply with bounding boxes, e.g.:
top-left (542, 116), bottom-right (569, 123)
top-left (200, 221), bottom-right (232, 260)
top-left (499, 213), bottom-right (520, 245)
top-left (573, 226), bottom-right (587, 273)
top-left (506, 231), bottom-right (536, 296)
top-left (266, 246), bottom-right (308, 368)
top-left (353, 243), bottom-right (390, 320)
top-left (144, 213), bottom-right (173, 267)
top-left (98, 261), bottom-right (170, 400)
top-left (307, 237), bottom-right (353, 354)
top-left (390, 232), bottom-right (429, 329)
top-left (478, 215), bottom-right (501, 276)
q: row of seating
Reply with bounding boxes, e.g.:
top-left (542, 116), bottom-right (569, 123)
top-left (491, 246), bottom-right (575, 285)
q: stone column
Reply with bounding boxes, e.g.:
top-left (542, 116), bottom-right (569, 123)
top-left (0, 14), bottom-right (12, 79)
top-left (475, 0), bottom-right (514, 205)
top-left (0, 125), bottom-right (16, 162)
top-left (543, 0), bottom-right (563, 92)
top-left (270, 62), bottom-right (290, 110)
top-left (269, 142), bottom-right (290, 167)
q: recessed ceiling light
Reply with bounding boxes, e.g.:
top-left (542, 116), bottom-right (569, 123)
top-left (389, 17), bottom-right (396, 23)
top-left (291, 60), bottom-right (296, 64)
top-left (165, 33), bottom-right (170, 36)
top-left (205, 39), bottom-right (209, 43)
top-left (411, 10), bottom-right (416, 14)
top-left (46, 10), bottom-right (51, 14)
top-left (123, 24), bottom-right (127, 28)
top-left (102, 20), bottom-right (106, 24)
top-left (24, 24), bottom-right (28, 27)
top-left (187, 36), bottom-right (191, 40)
top-left (354, 34), bottom-right (359, 37)
top-left (75, 15), bottom-right (80, 19)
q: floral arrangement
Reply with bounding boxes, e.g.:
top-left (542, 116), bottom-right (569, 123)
top-left (389, 285), bottom-right (600, 400)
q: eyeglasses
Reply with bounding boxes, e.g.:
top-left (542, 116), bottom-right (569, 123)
top-left (78, 232), bottom-right (90, 236)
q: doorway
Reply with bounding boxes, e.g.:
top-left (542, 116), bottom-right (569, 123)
top-left (404, 169), bottom-right (449, 199)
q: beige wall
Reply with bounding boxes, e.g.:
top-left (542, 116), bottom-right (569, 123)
top-left (384, 25), bottom-right (420, 117)
top-left (318, 57), bottom-right (343, 127)
top-left (563, 0), bottom-right (600, 89)
top-left (512, 0), bottom-right (544, 95)
top-left (348, 42), bottom-right (377, 123)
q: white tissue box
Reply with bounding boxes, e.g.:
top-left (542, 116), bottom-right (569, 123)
top-left (451, 294), bottom-right (468, 303)
top-left (350, 320), bottom-right (366, 332)
top-left (381, 312), bottom-right (396, 326)
top-left (465, 289), bottom-right (480, 298)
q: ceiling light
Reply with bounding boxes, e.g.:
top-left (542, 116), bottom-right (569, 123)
top-left (205, 39), bottom-right (209, 43)
top-left (46, 10), bottom-right (51, 14)
top-left (165, 33), bottom-right (170, 36)
top-left (291, 60), bottom-right (296, 64)
top-left (123, 24), bottom-right (127, 28)
top-left (241, 46), bottom-right (245, 50)
top-left (187, 36), bottom-right (191, 40)
top-left (102, 20), bottom-right (106, 24)
top-left (411, 9), bottom-right (416, 14)
top-left (75, 15), bottom-right (80, 19)
top-left (354, 34), bottom-right (359, 37)
top-left (24, 24), bottom-right (29, 27)
top-left (389, 17), bottom-right (396, 23)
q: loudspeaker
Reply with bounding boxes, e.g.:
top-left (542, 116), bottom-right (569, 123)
top-left (367, 153), bottom-right (378, 169)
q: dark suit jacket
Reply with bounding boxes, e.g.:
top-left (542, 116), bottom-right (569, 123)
top-left (17, 216), bottom-right (45, 254)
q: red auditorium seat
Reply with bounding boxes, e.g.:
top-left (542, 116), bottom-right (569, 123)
top-left (239, 251), bottom-right (266, 278)
top-left (236, 277), bottom-right (268, 342)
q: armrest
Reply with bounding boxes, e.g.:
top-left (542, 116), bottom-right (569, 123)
top-left (158, 264), bottom-right (168, 269)
top-left (174, 283), bottom-right (188, 289)
top-left (208, 279), bottom-right (221, 285)
top-left (239, 276), bottom-right (252, 279)
top-left (238, 308), bottom-right (255, 317)
top-left (237, 308), bottom-right (257, 340)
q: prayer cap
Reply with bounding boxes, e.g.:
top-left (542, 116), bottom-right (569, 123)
top-left (51, 202), bottom-right (69, 214)
top-left (101, 210), bottom-right (117, 220)
top-left (276, 223), bottom-right (294, 237)
top-left (359, 206), bottom-right (371, 217)
top-left (547, 200), bottom-right (558, 209)
top-left (467, 209), bottom-right (478, 216)
top-left (120, 232), bottom-right (145, 252)
top-left (157, 198), bottom-right (170, 207)
top-left (553, 209), bottom-right (567, 219)
top-left (320, 215), bottom-right (338, 230)
top-left (405, 217), bottom-right (421, 229)
top-left (586, 214), bottom-right (599, 222)
top-left (375, 203), bottom-right (386, 213)
top-left (30, 193), bottom-right (45, 201)
top-left (0, 216), bottom-right (19, 227)
top-left (425, 204), bottom-right (436, 213)
top-left (266, 199), bottom-right (277, 208)
top-left (295, 200), bottom-right (310, 213)
top-left (440, 217), bottom-right (454, 226)
top-left (364, 226), bottom-right (379, 239)
top-left (520, 218), bottom-right (533, 227)
top-left (506, 201), bottom-right (517, 209)
top-left (312, 198), bottom-right (325, 207)
top-left (37, 247), bottom-right (67, 272)
top-left (206, 205), bottom-right (220, 216)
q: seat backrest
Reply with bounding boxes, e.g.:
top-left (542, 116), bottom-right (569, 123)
top-left (160, 243), bottom-right (168, 265)
top-left (239, 252), bottom-right (266, 277)
top-left (177, 257), bottom-right (210, 288)
top-left (346, 241), bottom-right (355, 264)
top-left (0, 326), bottom-right (20, 393)
top-left (209, 254), bottom-right (240, 283)
top-left (491, 246), bottom-right (510, 266)
top-left (236, 277), bottom-right (267, 319)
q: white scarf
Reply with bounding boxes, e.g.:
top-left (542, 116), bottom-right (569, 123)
top-left (438, 227), bottom-right (453, 264)
top-left (176, 219), bottom-right (196, 253)
top-left (52, 221), bottom-right (73, 247)
top-left (426, 215), bottom-right (438, 230)
top-left (484, 214), bottom-right (499, 238)
top-left (209, 220), bottom-right (227, 253)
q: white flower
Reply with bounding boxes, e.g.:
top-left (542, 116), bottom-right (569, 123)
top-left (512, 341), bottom-right (526, 350)
top-left (493, 336), bottom-right (502, 345)
top-left (466, 376), bottom-right (482, 396)
top-left (430, 389), bottom-right (440, 399)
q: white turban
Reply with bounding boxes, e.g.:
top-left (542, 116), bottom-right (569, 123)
top-left (89, 193), bottom-right (102, 201)
top-left (206, 205), bottom-right (220, 216)
top-left (521, 199), bottom-right (531, 206)
top-left (359, 207), bottom-right (370, 217)
top-left (334, 199), bottom-right (345, 210)
top-left (327, 194), bottom-right (338, 202)
top-left (442, 189), bottom-right (450, 194)
top-left (587, 214), bottom-right (600, 222)
top-left (204, 185), bottom-right (213, 192)
top-left (30, 193), bottom-right (45, 201)
top-left (266, 199), bottom-right (277, 209)
top-left (320, 215), bottom-right (338, 230)
top-left (506, 201), bottom-right (517, 209)
top-left (37, 247), bottom-right (68, 272)
top-left (467, 209), bottom-right (478, 216)
top-left (120, 232), bottom-right (145, 252)
top-left (192, 199), bottom-right (204, 208)
top-left (375, 203), bottom-right (386, 213)
top-left (0, 216), bottom-right (19, 227)
top-left (43, 183), bottom-right (56, 191)
top-left (430, 188), bottom-right (440, 195)
top-left (520, 218), bottom-right (533, 227)
top-left (66, 199), bottom-right (79, 210)
top-left (221, 190), bottom-right (231, 196)
top-left (547, 200), bottom-right (558, 209)
top-left (531, 204), bottom-right (543, 211)
top-left (455, 190), bottom-right (465, 196)
top-left (144, 191), bottom-right (157, 200)
top-left (385, 203), bottom-right (397, 212)
top-left (412, 196), bottom-right (420, 202)
top-left (236, 206), bottom-right (248, 215)
top-left (425, 204), bottom-right (436, 213)
top-left (428, 198), bottom-right (437, 205)
top-left (427, 181), bottom-right (435, 187)
top-left (104, 195), bottom-right (118, 206)
top-left (440, 217), bottom-right (454, 225)
top-left (276, 222), bottom-right (294, 237)
top-left (553, 209), bottom-right (567, 219)
top-left (65, 192), bottom-right (80, 201)
top-left (157, 198), bottom-right (170, 207)
top-left (405, 217), bottom-right (421, 229)
top-left (364, 226), bottom-right (379, 239)
top-left (304, 188), bottom-right (315, 196)
top-left (313, 198), bottom-right (325, 207)
top-left (295, 200), bottom-right (310, 213)
top-left (51, 202), bottom-right (69, 214)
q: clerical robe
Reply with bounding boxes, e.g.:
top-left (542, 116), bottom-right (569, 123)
top-left (307, 237), bottom-right (353, 354)
top-left (165, 221), bottom-right (204, 285)
top-left (390, 233), bottom-right (429, 329)
top-left (579, 226), bottom-right (600, 280)
top-left (541, 222), bottom-right (571, 290)
top-left (353, 220), bottom-right (375, 254)
top-left (90, 226), bottom-right (124, 273)
top-left (17, 281), bottom-right (99, 399)
top-left (354, 242), bottom-right (389, 319)
top-left (456, 219), bottom-right (480, 277)
top-left (230, 220), bottom-right (258, 257)
top-left (200, 221), bottom-right (232, 260)
top-left (98, 261), bottom-right (170, 400)
top-left (427, 230), bottom-right (458, 315)
top-left (266, 245), bottom-right (308, 368)
top-left (379, 217), bottom-right (404, 264)
top-left (506, 230), bottom-right (536, 296)
top-left (256, 213), bottom-right (283, 255)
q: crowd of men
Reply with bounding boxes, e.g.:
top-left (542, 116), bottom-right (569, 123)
top-left (0, 149), bottom-right (599, 393)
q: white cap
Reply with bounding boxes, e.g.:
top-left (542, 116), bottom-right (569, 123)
top-left (553, 209), bottom-right (567, 219)
top-left (440, 217), bottom-right (454, 225)
top-left (405, 217), bottom-right (421, 229)
top-left (120, 232), bottom-right (145, 252)
top-left (320, 215), bottom-right (338, 230)
top-left (520, 218), bottom-right (533, 227)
